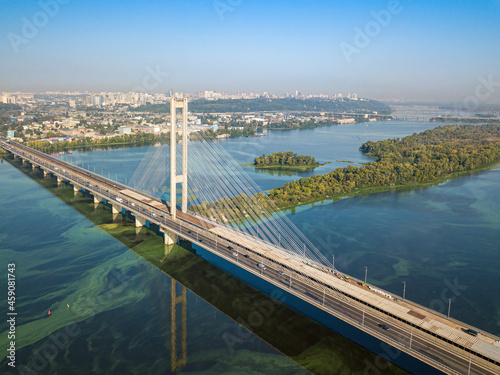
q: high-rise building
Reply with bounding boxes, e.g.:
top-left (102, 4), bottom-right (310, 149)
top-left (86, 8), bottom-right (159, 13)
top-left (93, 96), bottom-right (103, 106)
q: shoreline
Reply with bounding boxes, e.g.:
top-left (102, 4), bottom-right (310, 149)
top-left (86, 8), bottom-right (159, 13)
top-left (245, 162), bottom-right (331, 172)
top-left (277, 161), bottom-right (500, 212)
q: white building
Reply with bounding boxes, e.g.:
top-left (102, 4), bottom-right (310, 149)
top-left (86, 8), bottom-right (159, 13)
top-left (118, 126), bottom-right (132, 135)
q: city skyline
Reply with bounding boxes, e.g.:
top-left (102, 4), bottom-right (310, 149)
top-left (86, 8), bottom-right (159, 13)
top-left (1, 0), bottom-right (500, 102)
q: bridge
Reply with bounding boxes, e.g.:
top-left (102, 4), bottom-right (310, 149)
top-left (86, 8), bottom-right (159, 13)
top-left (2, 100), bottom-right (500, 375)
top-left (335, 112), bottom-right (496, 122)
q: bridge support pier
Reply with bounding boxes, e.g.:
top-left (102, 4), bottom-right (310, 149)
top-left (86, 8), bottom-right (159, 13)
top-left (43, 169), bottom-right (49, 177)
top-left (56, 176), bottom-right (63, 185)
top-left (31, 164), bottom-right (36, 170)
top-left (135, 215), bottom-right (146, 228)
top-left (161, 227), bottom-right (178, 245)
top-left (73, 184), bottom-right (81, 192)
top-left (111, 204), bottom-right (121, 215)
top-left (93, 193), bottom-right (102, 204)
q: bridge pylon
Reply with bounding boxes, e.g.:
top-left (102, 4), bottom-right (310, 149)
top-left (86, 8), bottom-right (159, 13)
top-left (170, 97), bottom-right (188, 220)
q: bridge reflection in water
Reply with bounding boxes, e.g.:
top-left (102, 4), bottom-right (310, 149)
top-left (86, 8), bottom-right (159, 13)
top-left (170, 278), bottom-right (187, 372)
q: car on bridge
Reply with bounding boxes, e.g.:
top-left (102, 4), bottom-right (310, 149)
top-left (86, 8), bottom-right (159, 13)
top-left (378, 324), bottom-right (390, 331)
top-left (278, 270), bottom-right (284, 275)
top-left (463, 328), bottom-right (478, 336)
top-left (257, 263), bottom-right (266, 270)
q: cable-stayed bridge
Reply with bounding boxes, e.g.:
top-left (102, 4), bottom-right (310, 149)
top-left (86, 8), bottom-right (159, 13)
top-left (2, 100), bottom-right (500, 375)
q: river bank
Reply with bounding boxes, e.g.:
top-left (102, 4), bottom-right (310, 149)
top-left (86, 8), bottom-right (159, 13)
top-left (269, 124), bottom-right (500, 209)
top-left (280, 160), bottom-right (500, 212)
top-left (245, 161), bottom-right (331, 172)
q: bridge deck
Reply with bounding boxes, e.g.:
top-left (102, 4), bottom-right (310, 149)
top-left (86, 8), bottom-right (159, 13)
top-left (208, 223), bottom-right (498, 353)
top-left (120, 189), bottom-right (171, 213)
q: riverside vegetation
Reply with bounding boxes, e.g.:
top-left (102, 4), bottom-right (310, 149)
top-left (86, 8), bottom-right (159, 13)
top-left (252, 151), bottom-right (328, 171)
top-left (191, 124), bottom-right (500, 221)
top-left (26, 132), bottom-right (172, 153)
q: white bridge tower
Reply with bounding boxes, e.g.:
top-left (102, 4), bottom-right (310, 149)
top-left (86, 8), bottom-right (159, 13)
top-left (170, 97), bottom-right (188, 220)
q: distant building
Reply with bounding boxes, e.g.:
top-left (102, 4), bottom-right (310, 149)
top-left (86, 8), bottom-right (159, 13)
top-left (93, 96), bottom-right (103, 106)
top-left (338, 118), bottom-right (356, 124)
top-left (118, 126), bottom-right (132, 135)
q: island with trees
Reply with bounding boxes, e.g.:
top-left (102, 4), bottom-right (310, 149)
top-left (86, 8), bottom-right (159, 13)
top-left (190, 124), bottom-right (500, 222)
top-left (252, 151), bottom-right (328, 171)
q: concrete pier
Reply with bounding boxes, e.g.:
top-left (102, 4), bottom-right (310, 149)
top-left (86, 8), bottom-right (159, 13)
top-left (93, 193), bottom-right (103, 204)
top-left (135, 215), bottom-right (146, 228)
top-left (111, 204), bottom-right (121, 215)
top-left (161, 227), bottom-right (178, 245)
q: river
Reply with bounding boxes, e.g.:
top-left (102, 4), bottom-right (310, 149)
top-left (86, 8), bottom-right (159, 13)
top-left (1, 120), bottom-right (499, 374)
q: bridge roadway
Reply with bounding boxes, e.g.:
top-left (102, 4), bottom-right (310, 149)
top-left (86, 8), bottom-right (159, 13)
top-left (335, 112), bottom-right (496, 122)
top-left (2, 137), bottom-right (500, 375)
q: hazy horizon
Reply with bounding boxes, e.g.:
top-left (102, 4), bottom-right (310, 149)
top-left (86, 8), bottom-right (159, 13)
top-left (1, 0), bottom-right (500, 103)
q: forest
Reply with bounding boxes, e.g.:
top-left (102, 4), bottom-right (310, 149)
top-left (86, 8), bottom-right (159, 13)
top-left (190, 126), bottom-right (256, 141)
top-left (254, 151), bottom-right (320, 169)
top-left (27, 132), bottom-right (171, 153)
top-left (269, 124), bottom-right (500, 207)
top-left (190, 124), bottom-right (500, 221)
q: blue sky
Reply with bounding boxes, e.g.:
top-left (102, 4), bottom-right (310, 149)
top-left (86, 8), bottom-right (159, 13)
top-left (1, 0), bottom-right (500, 102)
